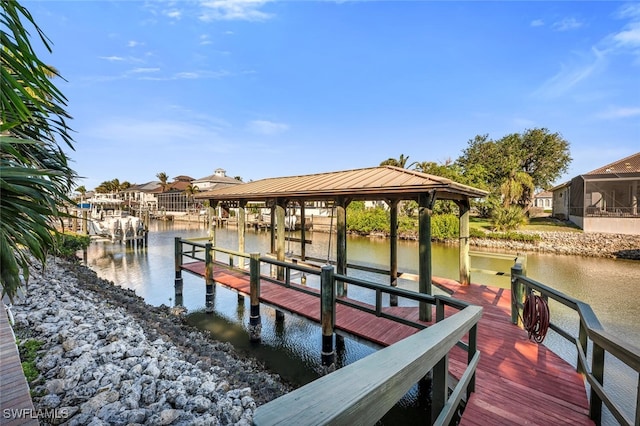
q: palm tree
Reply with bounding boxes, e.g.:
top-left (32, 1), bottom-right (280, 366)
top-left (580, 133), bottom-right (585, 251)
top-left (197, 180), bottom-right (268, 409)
top-left (184, 183), bottom-right (199, 213)
top-left (156, 172), bottom-right (169, 192)
top-left (1, 0), bottom-right (76, 301)
top-left (380, 154), bottom-right (416, 169)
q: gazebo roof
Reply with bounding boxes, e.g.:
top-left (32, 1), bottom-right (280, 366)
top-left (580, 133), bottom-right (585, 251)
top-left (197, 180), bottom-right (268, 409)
top-left (195, 166), bottom-right (487, 202)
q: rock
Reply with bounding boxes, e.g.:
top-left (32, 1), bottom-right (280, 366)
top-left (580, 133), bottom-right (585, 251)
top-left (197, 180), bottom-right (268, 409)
top-left (11, 257), bottom-right (291, 425)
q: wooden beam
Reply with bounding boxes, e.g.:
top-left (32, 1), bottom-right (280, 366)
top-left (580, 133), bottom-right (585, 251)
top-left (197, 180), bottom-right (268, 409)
top-left (388, 199), bottom-right (399, 306)
top-left (276, 200), bottom-right (286, 281)
top-left (457, 199), bottom-right (471, 286)
top-left (336, 197), bottom-right (348, 298)
top-left (418, 192), bottom-right (435, 322)
top-left (238, 200), bottom-right (246, 257)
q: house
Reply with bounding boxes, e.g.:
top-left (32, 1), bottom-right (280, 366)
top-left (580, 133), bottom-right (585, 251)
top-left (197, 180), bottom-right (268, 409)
top-left (121, 181), bottom-right (161, 211)
top-left (550, 152), bottom-right (640, 235)
top-left (155, 175), bottom-right (195, 214)
top-left (533, 191), bottom-right (552, 211)
top-left (191, 169), bottom-right (242, 191)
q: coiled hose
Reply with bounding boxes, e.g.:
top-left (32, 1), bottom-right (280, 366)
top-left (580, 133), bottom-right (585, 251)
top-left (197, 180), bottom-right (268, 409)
top-left (522, 293), bottom-right (550, 343)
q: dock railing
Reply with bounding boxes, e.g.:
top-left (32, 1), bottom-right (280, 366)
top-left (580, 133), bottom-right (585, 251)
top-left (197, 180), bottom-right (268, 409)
top-left (175, 238), bottom-right (483, 424)
top-left (253, 304), bottom-right (482, 426)
top-left (511, 262), bottom-right (640, 426)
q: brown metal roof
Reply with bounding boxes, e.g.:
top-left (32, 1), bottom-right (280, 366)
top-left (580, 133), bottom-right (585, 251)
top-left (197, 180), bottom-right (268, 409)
top-left (194, 166), bottom-right (487, 202)
top-left (585, 152), bottom-right (640, 175)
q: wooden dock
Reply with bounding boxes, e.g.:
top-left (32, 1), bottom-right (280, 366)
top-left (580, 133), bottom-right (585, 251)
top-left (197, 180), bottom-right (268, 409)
top-left (181, 260), bottom-right (592, 425)
top-left (0, 308), bottom-right (39, 426)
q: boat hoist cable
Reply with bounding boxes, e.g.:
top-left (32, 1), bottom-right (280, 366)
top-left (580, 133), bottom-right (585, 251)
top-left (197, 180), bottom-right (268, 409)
top-left (522, 293), bottom-right (550, 343)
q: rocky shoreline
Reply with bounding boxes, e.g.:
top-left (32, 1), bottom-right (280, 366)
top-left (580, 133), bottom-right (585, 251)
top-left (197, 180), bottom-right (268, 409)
top-left (468, 231), bottom-right (640, 260)
top-left (392, 231), bottom-right (640, 260)
top-left (10, 259), bottom-right (291, 425)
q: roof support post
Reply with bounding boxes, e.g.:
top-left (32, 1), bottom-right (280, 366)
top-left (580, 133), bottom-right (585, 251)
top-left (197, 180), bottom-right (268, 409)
top-left (207, 200), bottom-right (218, 261)
top-left (336, 197), bottom-right (349, 298)
top-left (269, 201), bottom-right (276, 254)
top-left (456, 199), bottom-right (471, 286)
top-left (300, 201), bottom-right (306, 260)
top-left (418, 192), bottom-right (435, 322)
top-left (387, 199), bottom-right (399, 306)
top-left (238, 200), bottom-right (247, 263)
top-left (276, 199), bottom-right (286, 281)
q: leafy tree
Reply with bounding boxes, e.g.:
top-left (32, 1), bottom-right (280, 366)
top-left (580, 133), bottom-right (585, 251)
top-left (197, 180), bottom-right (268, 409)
top-left (1, 0), bottom-right (76, 301)
top-left (457, 128), bottom-right (571, 211)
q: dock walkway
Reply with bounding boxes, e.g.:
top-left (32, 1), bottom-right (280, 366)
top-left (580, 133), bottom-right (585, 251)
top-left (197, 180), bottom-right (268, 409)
top-left (0, 308), bottom-right (39, 426)
top-left (181, 260), bottom-right (592, 425)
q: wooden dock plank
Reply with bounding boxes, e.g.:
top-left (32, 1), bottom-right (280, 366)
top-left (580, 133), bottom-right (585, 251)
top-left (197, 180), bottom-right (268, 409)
top-left (0, 308), bottom-right (39, 426)
top-left (183, 261), bottom-right (592, 425)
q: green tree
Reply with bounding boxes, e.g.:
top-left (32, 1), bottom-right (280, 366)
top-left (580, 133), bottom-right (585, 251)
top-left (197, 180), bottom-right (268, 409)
top-left (457, 128), bottom-right (571, 210)
top-left (1, 0), bottom-right (77, 301)
top-left (380, 154), bottom-right (415, 168)
top-left (156, 172), bottom-right (169, 192)
top-left (75, 185), bottom-right (87, 199)
top-left (185, 183), bottom-right (199, 212)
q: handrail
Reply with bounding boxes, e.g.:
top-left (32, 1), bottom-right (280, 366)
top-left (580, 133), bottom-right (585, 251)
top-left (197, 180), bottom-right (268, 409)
top-left (511, 265), bottom-right (640, 426)
top-left (174, 238), bottom-right (482, 424)
top-left (253, 305), bottom-right (483, 426)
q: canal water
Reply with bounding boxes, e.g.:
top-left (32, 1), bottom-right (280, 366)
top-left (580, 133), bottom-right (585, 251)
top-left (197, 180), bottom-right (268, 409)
top-left (83, 220), bottom-right (639, 424)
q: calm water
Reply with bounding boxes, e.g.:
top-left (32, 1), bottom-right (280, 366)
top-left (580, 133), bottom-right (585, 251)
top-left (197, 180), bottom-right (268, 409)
top-left (83, 220), bottom-right (639, 424)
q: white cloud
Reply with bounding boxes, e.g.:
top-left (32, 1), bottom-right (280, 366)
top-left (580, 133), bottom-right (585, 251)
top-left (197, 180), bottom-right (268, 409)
top-left (99, 56), bottom-right (125, 62)
top-left (597, 106), bottom-right (640, 119)
top-left (199, 0), bottom-right (273, 22)
top-left (127, 40), bottom-right (143, 48)
top-left (164, 9), bottom-right (182, 19)
top-left (530, 19), bottom-right (544, 28)
top-left (129, 67), bottom-right (160, 74)
top-left (552, 17), bottom-right (583, 32)
top-left (200, 34), bottom-right (213, 45)
top-left (613, 22), bottom-right (640, 47)
top-left (248, 120), bottom-right (290, 135)
top-left (533, 47), bottom-right (607, 98)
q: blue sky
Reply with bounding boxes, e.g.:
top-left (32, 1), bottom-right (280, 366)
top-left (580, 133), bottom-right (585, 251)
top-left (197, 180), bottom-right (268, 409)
top-left (27, 1), bottom-right (640, 190)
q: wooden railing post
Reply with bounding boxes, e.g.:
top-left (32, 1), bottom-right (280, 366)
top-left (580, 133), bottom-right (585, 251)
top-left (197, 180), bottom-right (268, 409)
top-left (205, 243), bottom-right (215, 313)
top-left (249, 253), bottom-right (262, 342)
top-left (174, 238), bottom-right (183, 305)
top-left (510, 262), bottom-right (525, 326)
top-left (432, 352), bottom-right (448, 425)
top-left (321, 265), bottom-right (336, 373)
top-left (590, 343), bottom-right (604, 424)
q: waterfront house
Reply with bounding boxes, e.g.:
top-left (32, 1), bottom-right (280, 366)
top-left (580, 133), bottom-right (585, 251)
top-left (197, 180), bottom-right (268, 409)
top-left (550, 152), bottom-right (640, 235)
top-left (191, 168), bottom-right (242, 191)
top-left (155, 175), bottom-right (195, 214)
top-left (121, 181), bottom-right (161, 212)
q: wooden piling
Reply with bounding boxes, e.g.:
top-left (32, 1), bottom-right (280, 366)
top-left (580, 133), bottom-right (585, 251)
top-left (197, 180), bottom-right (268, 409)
top-left (336, 197), bottom-right (348, 298)
top-left (249, 253), bottom-right (262, 342)
top-left (205, 242), bottom-right (215, 313)
top-left (174, 237), bottom-right (183, 304)
top-left (388, 199), bottom-right (399, 306)
top-left (510, 262), bottom-right (524, 326)
top-left (321, 265), bottom-right (336, 372)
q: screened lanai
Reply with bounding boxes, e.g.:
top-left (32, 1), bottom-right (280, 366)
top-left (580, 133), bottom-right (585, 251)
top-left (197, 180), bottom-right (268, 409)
top-left (194, 166), bottom-right (487, 321)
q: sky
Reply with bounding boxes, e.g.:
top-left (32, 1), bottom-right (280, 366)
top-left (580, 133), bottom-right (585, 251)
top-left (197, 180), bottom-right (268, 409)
top-left (25, 0), bottom-right (640, 191)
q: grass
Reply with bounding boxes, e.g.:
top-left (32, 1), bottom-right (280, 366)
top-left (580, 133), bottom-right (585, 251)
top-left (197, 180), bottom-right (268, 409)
top-left (18, 339), bottom-right (43, 386)
top-left (470, 216), bottom-right (582, 233)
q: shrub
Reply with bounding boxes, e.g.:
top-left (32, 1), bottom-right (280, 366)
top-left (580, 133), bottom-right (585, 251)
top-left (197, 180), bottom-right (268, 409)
top-left (53, 232), bottom-right (91, 260)
top-left (431, 214), bottom-right (459, 240)
top-left (491, 205), bottom-right (528, 231)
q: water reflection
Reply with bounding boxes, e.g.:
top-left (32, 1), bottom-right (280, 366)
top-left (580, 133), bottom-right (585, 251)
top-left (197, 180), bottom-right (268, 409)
top-left (83, 220), bottom-right (639, 424)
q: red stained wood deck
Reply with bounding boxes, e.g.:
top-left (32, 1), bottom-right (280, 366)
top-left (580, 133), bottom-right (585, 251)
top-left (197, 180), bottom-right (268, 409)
top-left (0, 309), bottom-right (39, 426)
top-left (181, 261), bottom-right (592, 425)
